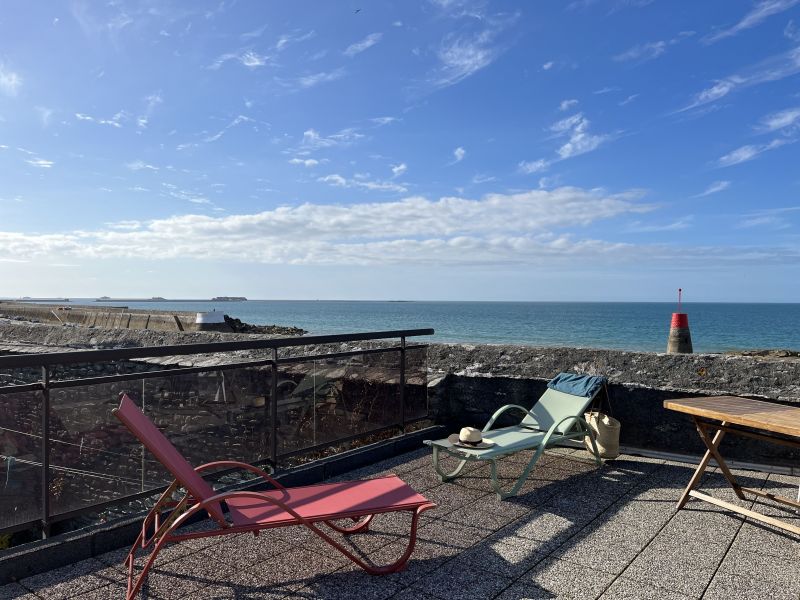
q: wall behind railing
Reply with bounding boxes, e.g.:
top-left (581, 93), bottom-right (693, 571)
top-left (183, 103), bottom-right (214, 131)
top-left (425, 344), bottom-right (800, 467)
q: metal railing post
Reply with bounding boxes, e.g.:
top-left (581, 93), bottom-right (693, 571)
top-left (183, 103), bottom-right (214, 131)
top-left (270, 348), bottom-right (278, 467)
top-left (399, 336), bottom-right (406, 433)
top-left (40, 366), bottom-right (51, 539)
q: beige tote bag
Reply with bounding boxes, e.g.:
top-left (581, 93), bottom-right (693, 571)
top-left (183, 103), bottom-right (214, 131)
top-left (584, 410), bottom-right (621, 459)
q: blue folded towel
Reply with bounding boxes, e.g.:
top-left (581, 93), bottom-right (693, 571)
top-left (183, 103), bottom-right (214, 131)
top-left (547, 372), bottom-right (607, 398)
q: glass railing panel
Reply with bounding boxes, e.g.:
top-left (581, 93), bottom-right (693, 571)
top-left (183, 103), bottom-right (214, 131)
top-left (47, 381), bottom-right (167, 519)
top-left (46, 366), bottom-right (272, 518)
top-left (404, 346), bottom-right (429, 421)
top-left (137, 366), bottom-right (272, 467)
top-left (275, 360), bottom-right (318, 456)
top-left (0, 390), bottom-right (44, 530)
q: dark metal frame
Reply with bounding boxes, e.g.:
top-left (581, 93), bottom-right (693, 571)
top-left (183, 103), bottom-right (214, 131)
top-left (0, 328), bottom-right (433, 538)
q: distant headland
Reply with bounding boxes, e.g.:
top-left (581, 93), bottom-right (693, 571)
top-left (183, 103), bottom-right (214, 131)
top-left (94, 296), bottom-right (247, 302)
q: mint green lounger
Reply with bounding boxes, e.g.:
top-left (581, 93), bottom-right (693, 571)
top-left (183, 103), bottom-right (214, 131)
top-left (425, 373), bottom-right (607, 499)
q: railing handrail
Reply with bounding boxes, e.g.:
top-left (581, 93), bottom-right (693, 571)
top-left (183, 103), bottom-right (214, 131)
top-left (0, 328), bottom-right (434, 368)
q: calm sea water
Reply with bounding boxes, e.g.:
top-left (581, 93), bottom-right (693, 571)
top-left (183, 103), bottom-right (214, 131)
top-left (54, 300), bottom-right (800, 353)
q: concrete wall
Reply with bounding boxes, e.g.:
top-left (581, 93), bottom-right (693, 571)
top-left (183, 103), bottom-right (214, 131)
top-left (0, 302), bottom-right (206, 332)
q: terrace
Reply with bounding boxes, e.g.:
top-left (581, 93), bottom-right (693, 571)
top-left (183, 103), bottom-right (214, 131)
top-left (1, 447), bottom-right (798, 599)
top-left (0, 330), bottom-right (798, 599)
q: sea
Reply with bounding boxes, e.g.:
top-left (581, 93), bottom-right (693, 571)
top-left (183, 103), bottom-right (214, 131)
top-left (44, 300), bottom-right (800, 353)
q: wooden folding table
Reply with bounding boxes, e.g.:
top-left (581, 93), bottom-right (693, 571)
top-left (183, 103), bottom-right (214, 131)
top-left (664, 395), bottom-right (800, 536)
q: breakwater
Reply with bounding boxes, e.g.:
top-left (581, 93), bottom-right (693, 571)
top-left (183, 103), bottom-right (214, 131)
top-left (0, 301), bottom-right (304, 336)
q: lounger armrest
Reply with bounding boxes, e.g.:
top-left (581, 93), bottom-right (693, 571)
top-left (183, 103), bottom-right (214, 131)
top-left (484, 404), bottom-right (534, 432)
top-left (195, 460), bottom-right (286, 490)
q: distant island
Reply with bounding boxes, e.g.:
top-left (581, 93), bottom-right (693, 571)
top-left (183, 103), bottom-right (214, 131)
top-left (95, 296), bottom-right (247, 302)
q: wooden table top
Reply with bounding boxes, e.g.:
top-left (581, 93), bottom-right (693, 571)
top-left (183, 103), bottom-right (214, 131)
top-left (664, 396), bottom-right (800, 438)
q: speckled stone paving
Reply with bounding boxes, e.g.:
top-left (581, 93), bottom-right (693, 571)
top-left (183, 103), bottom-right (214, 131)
top-left (3, 447), bottom-right (798, 599)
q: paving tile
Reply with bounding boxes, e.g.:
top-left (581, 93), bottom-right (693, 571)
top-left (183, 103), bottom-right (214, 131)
top-left (138, 548), bottom-right (238, 600)
top-left (459, 533), bottom-right (548, 578)
top-left (214, 530), bottom-right (295, 568)
top-left (703, 571), bottom-right (800, 600)
top-left (387, 589), bottom-right (443, 600)
top-left (598, 576), bottom-right (693, 600)
top-left (0, 583), bottom-right (38, 600)
top-left (69, 582), bottom-right (130, 599)
top-left (502, 557), bottom-right (616, 600)
top-left (198, 574), bottom-right (297, 599)
top-left (297, 568), bottom-right (403, 600)
top-left (437, 493), bottom-right (528, 531)
top-left (715, 546), bottom-right (800, 592)
top-left (552, 527), bottom-right (650, 576)
top-left (420, 481), bottom-right (493, 519)
top-left (410, 561), bottom-right (512, 600)
top-left (18, 558), bottom-right (117, 600)
top-left (502, 508), bottom-right (584, 550)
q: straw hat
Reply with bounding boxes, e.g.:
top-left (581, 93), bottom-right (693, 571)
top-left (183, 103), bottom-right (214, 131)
top-left (448, 426), bottom-right (495, 449)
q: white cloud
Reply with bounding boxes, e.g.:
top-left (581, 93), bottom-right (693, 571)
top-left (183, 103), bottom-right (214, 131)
top-left (551, 113), bottom-right (609, 159)
top-left (737, 206), bottom-right (800, 229)
top-left (694, 181), bottom-right (731, 197)
top-left (74, 111), bottom-right (127, 128)
top-left (0, 186), bottom-right (657, 266)
top-left (0, 62), bottom-right (22, 96)
top-left (559, 99), bottom-right (579, 111)
top-left (289, 158), bottom-right (320, 167)
top-left (26, 158), bottom-right (54, 168)
top-left (300, 127), bottom-right (364, 150)
top-left (627, 218), bottom-right (692, 233)
top-left (614, 32), bottom-right (693, 63)
top-left (619, 93), bottom-right (639, 106)
top-left (344, 33), bottom-right (383, 57)
top-left (204, 115), bottom-right (256, 143)
top-left (681, 47), bottom-right (800, 112)
top-left (275, 30), bottom-right (315, 51)
top-left (718, 139), bottom-right (791, 167)
top-left (518, 159), bottom-right (550, 174)
top-left (137, 92), bottom-right (162, 129)
top-left (453, 147), bottom-right (466, 163)
top-left (371, 116), bottom-right (398, 126)
top-left (391, 163), bottom-right (408, 177)
top-left (35, 106), bottom-right (54, 127)
top-left (542, 61), bottom-right (554, 70)
top-left (432, 16), bottom-right (516, 89)
top-left (593, 86), bottom-right (620, 95)
top-left (757, 106), bottom-right (800, 133)
top-left (287, 69), bottom-right (345, 90)
top-left (704, 0), bottom-right (800, 44)
top-left (240, 24), bottom-right (267, 41)
top-left (210, 50), bottom-right (271, 70)
top-left (126, 160), bottom-right (159, 171)
top-left (614, 40), bottom-right (667, 62)
top-left (318, 173), bottom-right (408, 193)
top-left (786, 19), bottom-right (800, 42)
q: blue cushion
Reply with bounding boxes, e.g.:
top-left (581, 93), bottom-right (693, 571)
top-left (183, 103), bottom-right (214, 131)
top-left (546, 372), bottom-right (607, 398)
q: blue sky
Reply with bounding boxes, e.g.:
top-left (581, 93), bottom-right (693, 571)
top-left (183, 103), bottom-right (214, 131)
top-left (1, 0), bottom-right (799, 301)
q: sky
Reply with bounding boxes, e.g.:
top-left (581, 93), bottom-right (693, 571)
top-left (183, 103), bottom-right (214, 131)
top-left (1, 0), bottom-right (799, 302)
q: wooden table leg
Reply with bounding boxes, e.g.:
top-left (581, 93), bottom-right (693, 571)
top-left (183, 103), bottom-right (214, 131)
top-left (694, 419), bottom-right (746, 500)
top-left (676, 419), bottom-right (727, 510)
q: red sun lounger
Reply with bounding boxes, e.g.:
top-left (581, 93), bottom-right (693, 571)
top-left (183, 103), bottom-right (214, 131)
top-left (113, 394), bottom-right (436, 600)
